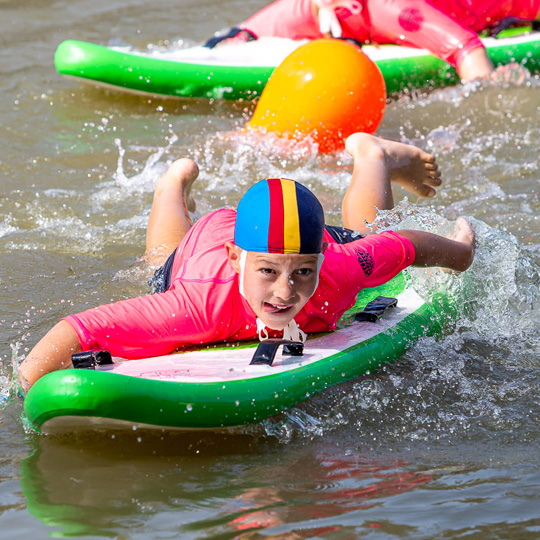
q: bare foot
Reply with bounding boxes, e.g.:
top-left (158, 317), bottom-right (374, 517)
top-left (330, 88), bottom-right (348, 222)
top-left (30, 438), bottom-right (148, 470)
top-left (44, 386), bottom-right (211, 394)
top-left (166, 158), bottom-right (198, 213)
top-left (345, 133), bottom-right (442, 198)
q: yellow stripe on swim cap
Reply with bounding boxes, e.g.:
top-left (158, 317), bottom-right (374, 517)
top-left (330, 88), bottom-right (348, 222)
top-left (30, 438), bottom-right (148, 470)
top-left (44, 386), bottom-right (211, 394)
top-left (281, 178), bottom-right (301, 253)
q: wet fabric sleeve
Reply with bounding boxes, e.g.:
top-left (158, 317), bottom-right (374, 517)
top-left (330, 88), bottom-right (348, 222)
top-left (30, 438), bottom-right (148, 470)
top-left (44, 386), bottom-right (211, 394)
top-left (363, 0), bottom-right (484, 66)
top-left (366, 0), bottom-right (540, 66)
top-left (240, 0), bottom-right (321, 39)
top-left (300, 230), bottom-right (416, 333)
top-left (63, 284), bottom-right (233, 360)
top-left (324, 230), bottom-right (415, 293)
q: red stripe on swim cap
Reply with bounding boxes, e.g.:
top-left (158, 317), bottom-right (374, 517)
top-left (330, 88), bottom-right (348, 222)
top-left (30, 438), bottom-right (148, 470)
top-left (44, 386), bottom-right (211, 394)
top-left (267, 178), bottom-right (285, 253)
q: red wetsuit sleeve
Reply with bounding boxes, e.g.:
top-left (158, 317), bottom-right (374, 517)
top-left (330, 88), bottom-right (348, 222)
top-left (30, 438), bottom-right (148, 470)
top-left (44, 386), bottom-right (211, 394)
top-left (363, 0), bottom-right (484, 67)
top-left (63, 283), bottom-right (236, 359)
top-left (301, 230), bottom-right (415, 332)
top-left (240, 0), bottom-right (321, 39)
top-left (326, 230), bottom-right (415, 291)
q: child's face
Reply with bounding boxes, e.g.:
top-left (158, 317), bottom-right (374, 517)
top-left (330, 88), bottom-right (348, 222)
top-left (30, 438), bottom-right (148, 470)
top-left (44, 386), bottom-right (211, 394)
top-left (227, 245), bottom-right (321, 330)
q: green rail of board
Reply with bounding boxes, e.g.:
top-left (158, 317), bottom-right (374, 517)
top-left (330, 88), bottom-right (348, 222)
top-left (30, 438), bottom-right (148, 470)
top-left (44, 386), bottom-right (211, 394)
top-left (54, 31), bottom-right (540, 101)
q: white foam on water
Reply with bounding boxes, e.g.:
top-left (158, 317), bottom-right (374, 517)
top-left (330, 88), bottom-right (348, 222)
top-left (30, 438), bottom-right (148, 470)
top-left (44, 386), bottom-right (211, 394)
top-left (256, 202), bottom-right (540, 444)
top-left (0, 218), bottom-right (17, 238)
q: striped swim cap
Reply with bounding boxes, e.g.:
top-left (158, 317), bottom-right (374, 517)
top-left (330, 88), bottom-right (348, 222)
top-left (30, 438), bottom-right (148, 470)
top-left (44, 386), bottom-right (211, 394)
top-left (235, 178), bottom-right (325, 254)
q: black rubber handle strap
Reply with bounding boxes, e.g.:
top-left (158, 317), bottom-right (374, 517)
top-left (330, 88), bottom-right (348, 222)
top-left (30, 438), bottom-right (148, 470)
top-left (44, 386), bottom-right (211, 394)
top-left (72, 350), bottom-right (113, 369)
top-left (489, 17), bottom-right (540, 37)
top-left (250, 339), bottom-right (304, 366)
top-left (204, 27), bottom-right (257, 49)
top-left (354, 296), bottom-right (398, 323)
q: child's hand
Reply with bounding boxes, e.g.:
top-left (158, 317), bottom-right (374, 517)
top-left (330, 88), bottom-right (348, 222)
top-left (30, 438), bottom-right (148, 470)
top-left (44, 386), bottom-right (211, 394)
top-left (313, 0), bottom-right (362, 38)
top-left (316, 4), bottom-right (342, 37)
top-left (446, 217), bottom-right (476, 273)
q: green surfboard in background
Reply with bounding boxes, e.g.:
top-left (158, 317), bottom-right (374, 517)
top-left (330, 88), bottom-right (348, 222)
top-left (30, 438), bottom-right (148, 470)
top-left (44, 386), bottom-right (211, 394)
top-left (54, 29), bottom-right (540, 100)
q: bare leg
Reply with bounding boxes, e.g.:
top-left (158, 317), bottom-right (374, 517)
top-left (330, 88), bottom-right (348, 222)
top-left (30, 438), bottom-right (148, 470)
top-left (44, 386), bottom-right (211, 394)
top-left (342, 133), bottom-right (442, 233)
top-left (145, 158), bottom-right (199, 267)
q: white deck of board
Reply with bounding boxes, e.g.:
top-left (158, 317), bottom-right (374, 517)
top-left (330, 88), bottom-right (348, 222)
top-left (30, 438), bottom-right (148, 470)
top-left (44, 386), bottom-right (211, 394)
top-left (117, 33), bottom-right (540, 67)
top-left (96, 288), bottom-right (425, 383)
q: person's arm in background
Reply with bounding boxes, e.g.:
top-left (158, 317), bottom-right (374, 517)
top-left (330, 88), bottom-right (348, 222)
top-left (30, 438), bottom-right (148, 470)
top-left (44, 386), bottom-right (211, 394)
top-left (332, 0), bottom-right (495, 81)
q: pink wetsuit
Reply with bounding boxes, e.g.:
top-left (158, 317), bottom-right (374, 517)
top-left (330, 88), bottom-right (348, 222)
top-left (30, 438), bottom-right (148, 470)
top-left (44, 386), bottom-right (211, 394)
top-left (240, 0), bottom-right (540, 66)
top-left (65, 208), bottom-right (415, 359)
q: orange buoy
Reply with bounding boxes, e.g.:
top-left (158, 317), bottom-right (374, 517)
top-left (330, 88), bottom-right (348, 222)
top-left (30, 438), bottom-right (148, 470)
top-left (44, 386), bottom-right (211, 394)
top-left (247, 39), bottom-right (386, 153)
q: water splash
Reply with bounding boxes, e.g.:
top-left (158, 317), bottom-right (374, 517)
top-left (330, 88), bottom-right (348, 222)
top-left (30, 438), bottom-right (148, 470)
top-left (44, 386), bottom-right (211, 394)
top-left (257, 203), bottom-right (540, 445)
top-left (92, 136), bottom-right (177, 205)
top-left (0, 375), bottom-right (10, 404)
top-left (402, 64), bottom-right (540, 109)
top-left (189, 128), bottom-right (353, 221)
top-left (1, 342), bottom-right (25, 405)
top-left (0, 217), bottom-right (18, 239)
top-left (191, 129), bottom-right (320, 192)
top-left (1, 138), bottom-right (181, 256)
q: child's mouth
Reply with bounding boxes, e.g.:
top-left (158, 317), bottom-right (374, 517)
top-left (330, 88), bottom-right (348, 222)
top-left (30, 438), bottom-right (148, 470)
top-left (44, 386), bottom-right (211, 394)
top-left (264, 302), bottom-right (293, 314)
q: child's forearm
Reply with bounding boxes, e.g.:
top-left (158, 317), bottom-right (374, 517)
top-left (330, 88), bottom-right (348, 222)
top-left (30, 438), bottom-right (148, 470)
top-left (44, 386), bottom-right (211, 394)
top-left (456, 47), bottom-right (494, 82)
top-left (398, 229), bottom-right (475, 273)
top-left (18, 320), bottom-right (82, 391)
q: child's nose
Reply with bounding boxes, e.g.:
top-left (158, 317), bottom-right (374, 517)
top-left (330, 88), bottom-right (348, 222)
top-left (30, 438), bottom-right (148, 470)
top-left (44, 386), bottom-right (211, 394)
top-left (275, 274), bottom-right (295, 300)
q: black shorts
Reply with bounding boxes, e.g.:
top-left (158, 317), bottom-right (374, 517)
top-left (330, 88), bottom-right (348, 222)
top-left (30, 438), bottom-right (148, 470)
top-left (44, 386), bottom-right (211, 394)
top-left (148, 248), bottom-right (177, 294)
top-left (149, 226), bottom-right (362, 294)
top-left (325, 225), bottom-right (363, 245)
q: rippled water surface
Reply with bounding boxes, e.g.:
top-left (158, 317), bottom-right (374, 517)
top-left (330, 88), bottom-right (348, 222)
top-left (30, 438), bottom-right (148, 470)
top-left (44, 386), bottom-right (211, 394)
top-left (2, 0), bottom-right (540, 538)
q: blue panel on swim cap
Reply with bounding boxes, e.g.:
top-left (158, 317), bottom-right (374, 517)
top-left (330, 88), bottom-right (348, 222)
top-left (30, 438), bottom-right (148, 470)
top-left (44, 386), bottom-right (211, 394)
top-left (296, 182), bottom-right (325, 254)
top-left (235, 180), bottom-right (270, 253)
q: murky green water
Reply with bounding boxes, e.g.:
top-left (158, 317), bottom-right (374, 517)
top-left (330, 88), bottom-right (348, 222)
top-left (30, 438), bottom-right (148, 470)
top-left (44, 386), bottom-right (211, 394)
top-left (2, 0), bottom-right (540, 538)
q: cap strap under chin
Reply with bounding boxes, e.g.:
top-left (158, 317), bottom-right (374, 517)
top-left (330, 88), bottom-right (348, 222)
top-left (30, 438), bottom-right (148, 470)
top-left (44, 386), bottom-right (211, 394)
top-left (255, 317), bottom-right (306, 343)
top-left (256, 318), bottom-right (269, 341)
top-left (238, 249), bottom-right (248, 298)
top-left (283, 318), bottom-right (307, 343)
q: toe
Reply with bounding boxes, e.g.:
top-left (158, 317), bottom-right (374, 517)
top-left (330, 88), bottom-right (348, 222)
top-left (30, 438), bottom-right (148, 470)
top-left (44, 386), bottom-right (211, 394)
top-left (416, 184), bottom-right (436, 198)
top-left (420, 152), bottom-right (436, 163)
top-left (426, 174), bottom-right (442, 186)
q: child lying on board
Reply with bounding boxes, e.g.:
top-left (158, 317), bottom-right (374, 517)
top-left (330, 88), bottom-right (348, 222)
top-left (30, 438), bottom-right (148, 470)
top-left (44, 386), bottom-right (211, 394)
top-left (206, 0), bottom-right (540, 82)
top-left (19, 133), bottom-right (475, 390)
